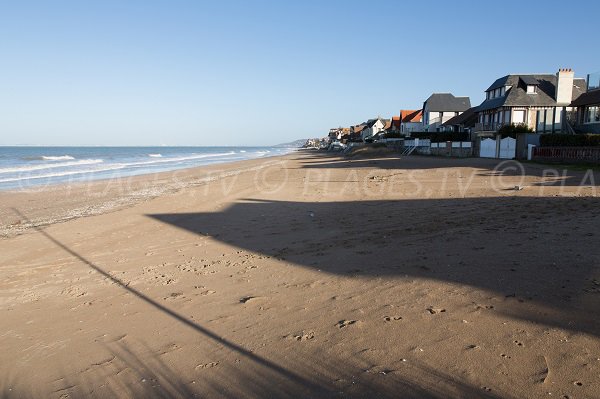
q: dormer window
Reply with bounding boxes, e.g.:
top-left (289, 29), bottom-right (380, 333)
top-left (521, 76), bottom-right (539, 94)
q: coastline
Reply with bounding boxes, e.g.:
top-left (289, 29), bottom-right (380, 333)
top-left (0, 151), bottom-right (298, 238)
top-left (1, 150), bottom-right (599, 398)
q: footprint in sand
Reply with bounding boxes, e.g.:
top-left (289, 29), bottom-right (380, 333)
top-left (384, 316), bottom-right (403, 322)
top-left (337, 320), bottom-right (357, 329)
top-left (240, 296), bottom-right (260, 304)
top-left (286, 331), bottom-right (315, 341)
top-left (426, 307), bottom-right (446, 314)
top-left (195, 362), bottom-right (219, 370)
top-left (164, 292), bottom-right (184, 300)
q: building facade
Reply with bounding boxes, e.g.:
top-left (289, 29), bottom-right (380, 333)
top-left (571, 71), bottom-right (600, 133)
top-left (474, 69), bottom-right (586, 134)
top-left (422, 93), bottom-right (471, 132)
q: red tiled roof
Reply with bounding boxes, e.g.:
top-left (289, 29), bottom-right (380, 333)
top-left (400, 110), bottom-right (423, 123)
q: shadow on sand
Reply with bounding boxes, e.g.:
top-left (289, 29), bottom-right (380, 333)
top-left (9, 208), bottom-right (506, 399)
top-left (148, 196), bottom-right (600, 339)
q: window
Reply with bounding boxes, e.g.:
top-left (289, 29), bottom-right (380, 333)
top-left (588, 72), bottom-right (600, 91)
top-left (585, 106), bottom-right (600, 123)
top-left (513, 110), bottom-right (525, 124)
top-left (486, 91), bottom-right (491, 100)
top-left (527, 85), bottom-right (537, 94)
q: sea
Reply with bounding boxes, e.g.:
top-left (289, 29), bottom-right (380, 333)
top-left (0, 146), bottom-right (296, 191)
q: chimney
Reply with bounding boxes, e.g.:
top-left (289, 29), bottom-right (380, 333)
top-left (556, 68), bottom-right (575, 105)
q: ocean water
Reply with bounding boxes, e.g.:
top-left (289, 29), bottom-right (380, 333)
top-left (0, 146), bottom-right (295, 190)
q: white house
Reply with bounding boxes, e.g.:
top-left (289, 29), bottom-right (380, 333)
top-left (361, 118), bottom-right (387, 141)
top-left (399, 109), bottom-right (423, 135)
top-left (422, 93), bottom-right (471, 132)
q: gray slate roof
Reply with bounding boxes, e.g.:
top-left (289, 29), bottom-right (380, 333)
top-left (442, 107), bottom-right (477, 127)
top-left (365, 118), bottom-right (388, 128)
top-left (520, 76), bottom-right (539, 86)
top-left (477, 74), bottom-right (586, 112)
top-left (424, 93), bottom-right (471, 112)
top-left (571, 89), bottom-right (600, 107)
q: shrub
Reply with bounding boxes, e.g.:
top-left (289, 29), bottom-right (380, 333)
top-left (498, 123), bottom-right (534, 136)
top-left (540, 134), bottom-right (600, 147)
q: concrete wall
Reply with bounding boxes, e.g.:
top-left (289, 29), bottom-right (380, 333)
top-left (429, 142), bottom-right (473, 157)
top-left (401, 122), bottom-right (421, 133)
top-left (515, 133), bottom-right (541, 160)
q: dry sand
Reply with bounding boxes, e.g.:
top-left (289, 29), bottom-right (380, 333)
top-left (1, 151), bottom-right (600, 398)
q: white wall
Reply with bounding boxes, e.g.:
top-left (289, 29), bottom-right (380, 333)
top-left (402, 122), bottom-right (422, 133)
top-left (423, 111), bottom-right (462, 131)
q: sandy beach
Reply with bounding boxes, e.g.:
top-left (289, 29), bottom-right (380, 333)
top-left (1, 150), bottom-right (600, 398)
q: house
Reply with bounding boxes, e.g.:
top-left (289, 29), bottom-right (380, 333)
top-left (328, 128), bottom-right (343, 141)
top-left (399, 109), bottom-right (423, 134)
top-left (422, 94), bottom-right (471, 132)
top-left (474, 69), bottom-right (586, 134)
top-left (570, 70), bottom-right (600, 133)
top-left (441, 107), bottom-right (478, 133)
top-left (349, 124), bottom-right (366, 142)
top-left (361, 118), bottom-right (388, 141)
top-left (388, 115), bottom-right (401, 133)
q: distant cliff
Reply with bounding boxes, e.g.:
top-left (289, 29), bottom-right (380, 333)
top-left (273, 139), bottom-right (308, 148)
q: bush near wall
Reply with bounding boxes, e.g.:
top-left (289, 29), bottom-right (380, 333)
top-left (540, 134), bottom-right (600, 147)
top-left (409, 131), bottom-right (469, 142)
top-left (498, 123), bottom-right (533, 138)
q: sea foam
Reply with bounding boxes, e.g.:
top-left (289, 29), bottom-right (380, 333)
top-left (41, 155), bottom-right (75, 161)
top-left (0, 159), bottom-right (104, 174)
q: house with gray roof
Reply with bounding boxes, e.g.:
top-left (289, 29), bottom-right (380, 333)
top-left (474, 68), bottom-right (586, 134)
top-left (422, 93), bottom-right (471, 132)
top-left (571, 70), bottom-right (600, 133)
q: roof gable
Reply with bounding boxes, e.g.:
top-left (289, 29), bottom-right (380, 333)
top-left (424, 93), bottom-right (471, 112)
top-left (400, 109), bottom-right (423, 122)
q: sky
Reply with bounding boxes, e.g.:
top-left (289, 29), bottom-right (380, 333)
top-left (1, 0), bottom-right (599, 146)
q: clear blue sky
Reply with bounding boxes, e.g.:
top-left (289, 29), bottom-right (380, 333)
top-left (1, 0), bottom-right (598, 146)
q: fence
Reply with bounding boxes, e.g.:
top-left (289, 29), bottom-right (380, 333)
top-left (532, 147), bottom-right (600, 163)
